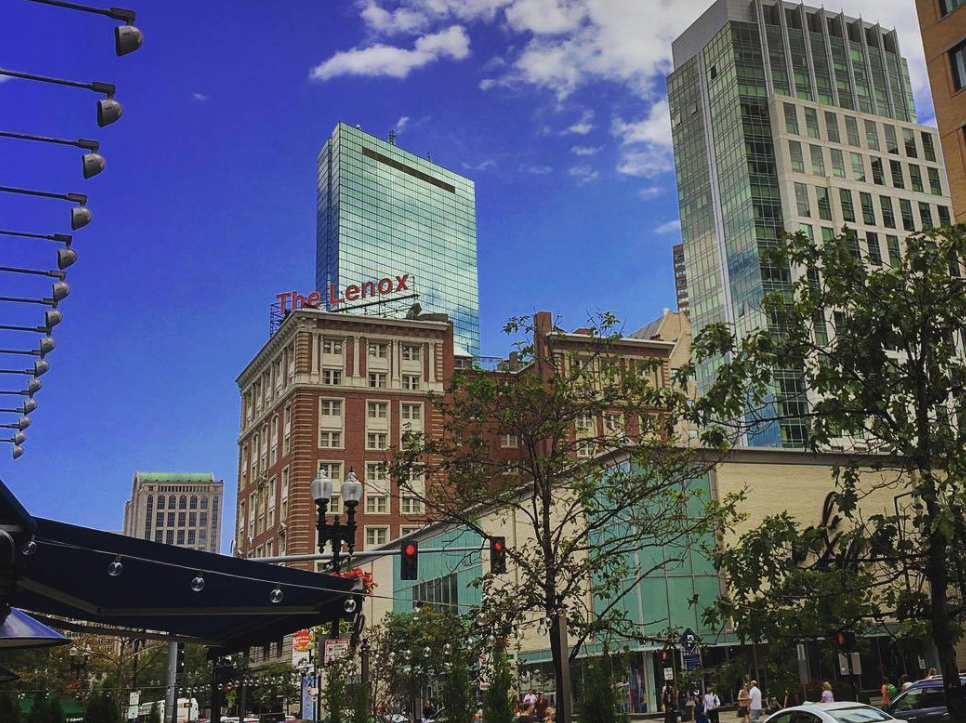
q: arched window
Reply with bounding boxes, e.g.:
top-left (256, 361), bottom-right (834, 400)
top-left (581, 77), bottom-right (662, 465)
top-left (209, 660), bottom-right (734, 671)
top-left (189, 496), bottom-right (198, 510)
top-left (157, 495), bottom-right (166, 509)
top-left (179, 495), bottom-right (188, 509)
top-left (201, 496), bottom-right (209, 510)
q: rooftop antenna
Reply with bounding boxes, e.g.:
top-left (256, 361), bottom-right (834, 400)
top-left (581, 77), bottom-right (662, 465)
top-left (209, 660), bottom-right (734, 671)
top-left (388, 129), bottom-right (397, 145)
top-left (426, 152), bottom-right (432, 162)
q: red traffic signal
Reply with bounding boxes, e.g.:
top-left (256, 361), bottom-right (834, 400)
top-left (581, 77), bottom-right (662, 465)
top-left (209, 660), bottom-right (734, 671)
top-left (490, 536), bottom-right (507, 574)
top-left (401, 540), bottom-right (419, 580)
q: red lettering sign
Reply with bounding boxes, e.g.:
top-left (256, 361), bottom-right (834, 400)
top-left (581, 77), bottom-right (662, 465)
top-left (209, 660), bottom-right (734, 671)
top-left (275, 274), bottom-right (411, 311)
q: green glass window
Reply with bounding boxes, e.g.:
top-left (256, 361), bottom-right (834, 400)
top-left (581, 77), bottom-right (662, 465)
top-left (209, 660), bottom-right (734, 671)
top-left (795, 182), bottom-right (811, 217)
top-left (864, 120), bottom-right (880, 150)
top-left (840, 188), bottom-right (856, 223)
top-left (890, 159), bottom-right (904, 188)
top-left (910, 165), bottom-right (924, 193)
top-left (903, 128), bottom-right (918, 158)
top-left (919, 202), bottom-right (934, 230)
top-left (845, 116), bottom-right (861, 146)
top-left (799, 223), bottom-right (814, 239)
top-left (867, 232), bottom-right (883, 266)
top-left (885, 125), bottom-right (899, 154)
top-left (928, 167), bottom-right (943, 195)
top-left (886, 235), bottom-right (901, 265)
top-left (880, 196), bottom-right (896, 228)
top-left (900, 198), bottom-right (915, 231)
top-left (804, 107), bottom-right (820, 139)
top-left (871, 157), bottom-right (885, 185)
top-left (817, 187), bottom-right (832, 221)
top-left (830, 149), bottom-right (846, 178)
top-left (860, 192), bottom-right (876, 225)
top-left (821, 226), bottom-right (835, 241)
top-left (939, 205), bottom-right (952, 226)
top-left (851, 153), bottom-right (866, 182)
top-left (845, 229), bottom-right (860, 259)
top-left (789, 140), bottom-right (805, 172)
top-left (921, 132), bottom-right (937, 162)
top-left (810, 145), bottom-right (825, 175)
top-left (784, 103), bottom-right (799, 134)
top-left (825, 111), bottom-right (840, 143)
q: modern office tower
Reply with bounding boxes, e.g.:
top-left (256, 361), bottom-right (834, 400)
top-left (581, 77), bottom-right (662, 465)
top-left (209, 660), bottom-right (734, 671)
top-left (672, 243), bottom-right (690, 315)
top-left (668, 0), bottom-right (953, 448)
top-left (316, 122), bottom-right (481, 355)
top-left (122, 472), bottom-right (223, 553)
top-left (916, 0), bottom-right (966, 221)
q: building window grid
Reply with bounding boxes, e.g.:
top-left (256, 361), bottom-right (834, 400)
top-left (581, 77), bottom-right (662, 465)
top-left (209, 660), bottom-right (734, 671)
top-left (809, 145), bottom-right (825, 175)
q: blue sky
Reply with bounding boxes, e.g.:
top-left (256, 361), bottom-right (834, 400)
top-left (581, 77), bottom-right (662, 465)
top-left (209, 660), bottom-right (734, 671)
top-left (0, 0), bottom-right (935, 551)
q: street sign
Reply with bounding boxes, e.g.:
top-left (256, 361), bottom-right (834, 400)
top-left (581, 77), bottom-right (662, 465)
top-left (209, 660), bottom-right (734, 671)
top-left (683, 653), bottom-right (701, 672)
top-left (324, 638), bottom-right (350, 664)
top-left (127, 692), bottom-right (140, 721)
top-left (838, 653), bottom-right (850, 676)
top-left (679, 628), bottom-right (699, 655)
top-left (664, 667), bottom-right (674, 681)
top-left (293, 628), bottom-right (313, 667)
top-left (850, 652), bottom-right (862, 675)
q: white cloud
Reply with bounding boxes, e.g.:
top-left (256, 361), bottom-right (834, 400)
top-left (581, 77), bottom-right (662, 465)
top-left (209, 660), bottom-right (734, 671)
top-left (395, 115), bottom-right (411, 132)
top-left (310, 26), bottom-right (470, 81)
top-left (360, 2), bottom-right (430, 34)
top-left (192, 92), bottom-right (210, 102)
top-left (567, 164), bottom-right (599, 183)
top-left (612, 98), bottom-right (673, 178)
top-left (636, 185), bottom-right (663, 200)
top-left (570, 145), bottom-right (601, 156)
top-left (523, 164), bottom-right (553, 174)
top-left (462, 159), bottom-right (497, 171)
top-left (505, 0), bottom-right (585, 34)
top-left (562, 109), bottom-right (594, 135)
top-left (655, 219), bottom-right (681, 234)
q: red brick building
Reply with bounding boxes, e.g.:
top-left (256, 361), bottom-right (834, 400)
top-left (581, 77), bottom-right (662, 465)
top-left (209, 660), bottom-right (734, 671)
top-left (235, 308), bottom-right (455, 570)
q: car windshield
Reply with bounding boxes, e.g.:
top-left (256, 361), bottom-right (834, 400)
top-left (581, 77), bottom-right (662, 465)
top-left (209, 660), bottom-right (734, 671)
top-left (825, 707), bottom-right (893, 723)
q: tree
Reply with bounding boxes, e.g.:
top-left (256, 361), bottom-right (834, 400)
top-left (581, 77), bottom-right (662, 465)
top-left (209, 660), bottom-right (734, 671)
top-left (351, 679), bottom-right (371, 723)
top-left (250, 661), bottom-right (299, 714)
top-left (700, 226), bottom-right (966, 719)
top-left (575, 652), bottom-right (629, 723)
top-left (86, 690), bottom-right (123, 723)
top-left (0, 691), bottom-right (21, 723)
top-left (391, 312), bottom-right (745, 713)
top-left (481, 643), bottom-right (515, 723)
top-left (440, 642), bottom-right (474, 723)
top-left (324, 659), bottom-right (347, 723)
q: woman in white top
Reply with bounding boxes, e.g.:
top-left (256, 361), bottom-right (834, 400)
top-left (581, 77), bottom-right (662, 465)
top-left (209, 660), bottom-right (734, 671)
top-left (821, 682), bottom-right (834, 703)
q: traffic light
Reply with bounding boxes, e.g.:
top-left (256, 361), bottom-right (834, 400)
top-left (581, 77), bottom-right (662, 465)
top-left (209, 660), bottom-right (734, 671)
top-left (401, 541), bottom-right (419, 580)
top-left (835, 631), bottom-right (856, 648)
top-left (490, 536), bottom-right (507, 574)
top-left (176, 643), bottom-right (185, 671)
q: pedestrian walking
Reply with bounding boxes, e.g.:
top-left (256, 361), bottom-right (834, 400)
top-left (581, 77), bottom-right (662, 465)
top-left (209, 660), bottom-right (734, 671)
top-left (748, 680), bottom-right (763, 723)
top-left (737, 684), bottom-right (750, 723)
top-left (704, 688), bottom-right (720, 723)
top-left (544, 708), bottom-right (556, 723)
top-left (694, 693), bottom-right (709, 723)
top-left (535, 693), bottom-right (548, 720)
top-left (821, 682), bottom-right (834, 704)
top-left (524, 690), bottom-right (538, 708)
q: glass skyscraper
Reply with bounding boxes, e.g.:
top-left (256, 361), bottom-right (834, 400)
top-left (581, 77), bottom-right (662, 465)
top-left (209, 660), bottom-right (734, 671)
top-left (316, 122), bottom-right (480, 355)
top-left (669, 0), bottom-right (952, 447)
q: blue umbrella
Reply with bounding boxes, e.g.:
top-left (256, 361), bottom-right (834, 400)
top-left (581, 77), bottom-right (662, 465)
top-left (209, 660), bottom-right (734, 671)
top-left (0, 607), bottom-right (67, 649)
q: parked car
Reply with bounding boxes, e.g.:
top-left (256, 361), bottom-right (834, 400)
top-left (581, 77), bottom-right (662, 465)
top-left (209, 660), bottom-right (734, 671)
top-left (885, 675), bottom-right (966, 722)
top-left (766, 702), bottom-right (896, 723)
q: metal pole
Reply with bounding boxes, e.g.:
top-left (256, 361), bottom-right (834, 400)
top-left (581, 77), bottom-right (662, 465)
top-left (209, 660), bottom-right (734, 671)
top-left (0, 130), bottom-right (97, 150)
top-left (0, 68), bottom-right (114, 95)
top-left (0, 185), bottom-right (86, 203)
top-left (165, 641), bottom-right (177, 723)
top-left (258, 546), bottom-right (485, 564)
top-left (16, 0), bottom-right (135, 21)
top-left (0, 230), bottom-right (72, 243)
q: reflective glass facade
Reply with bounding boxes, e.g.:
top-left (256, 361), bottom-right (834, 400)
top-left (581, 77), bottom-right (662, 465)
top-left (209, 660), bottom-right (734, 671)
top-left (669, 0), bottom-right (943, 448)
top-left (317, 123), bottom-right (480, 354)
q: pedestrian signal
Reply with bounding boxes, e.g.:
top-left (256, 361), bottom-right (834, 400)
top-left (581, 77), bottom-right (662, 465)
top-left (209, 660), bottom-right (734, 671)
top-left (490, 536), bottom-right (507, 574)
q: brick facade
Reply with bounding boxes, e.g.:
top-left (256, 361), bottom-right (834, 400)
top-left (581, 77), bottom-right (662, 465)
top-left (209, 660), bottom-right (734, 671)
top-left (917, 0), bottom-right (966, 221)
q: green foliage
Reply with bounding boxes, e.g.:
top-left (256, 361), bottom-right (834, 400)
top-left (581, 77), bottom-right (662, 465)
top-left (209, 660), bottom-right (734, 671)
top-left (85, 691), bottom-right (123, 723)
top-left (482, 645), bottom-right (515, 723)
top-left (389, 310), bottom-right (747, 686)
top-left (702, 225), bottom-right (966, 718)
top-left (251, 661), bottom-right (300, 711)
top-left (351, 681), bottom-right (371, 723)
top-left (575, 654), bottom-right (629, 723)
top-left (27, 693), bottom-right (64, 723)
top-left (324, 661), bottom-right (347, 723)
top-left (0, 691), bottom-right (21, 723)
top-left (440, 644), bottom-right (474, 723)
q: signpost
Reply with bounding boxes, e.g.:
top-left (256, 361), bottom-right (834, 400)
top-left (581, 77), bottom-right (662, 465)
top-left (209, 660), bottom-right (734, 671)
top-left (324, 638), bottom-right (350, 665)
top-left (292, 628), bottom-right (312, 668)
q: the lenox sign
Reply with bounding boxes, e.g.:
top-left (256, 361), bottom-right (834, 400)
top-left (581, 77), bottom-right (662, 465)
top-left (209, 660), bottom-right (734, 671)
top-left (275, 273), bottom-right (411, 312)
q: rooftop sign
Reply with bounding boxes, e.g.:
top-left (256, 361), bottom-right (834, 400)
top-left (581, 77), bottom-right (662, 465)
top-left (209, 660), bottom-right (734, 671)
top-left (276, 273), bottom-right (411, 313)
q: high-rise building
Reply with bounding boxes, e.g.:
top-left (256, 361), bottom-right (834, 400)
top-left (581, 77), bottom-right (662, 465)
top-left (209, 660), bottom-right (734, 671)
top-left (916, 0), bottom-right (966, 222)
top-left (316, 122), bottom-right (481, 355)
top-left (122, 472), bottom-right (223, 553)
top-left (669, 0), bottom-right (952, 448)
top-left (672, 243), bottom-right (690, 315)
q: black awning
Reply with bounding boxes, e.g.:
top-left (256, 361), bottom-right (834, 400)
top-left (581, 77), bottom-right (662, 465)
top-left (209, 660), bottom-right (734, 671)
top-left (10, 515), bottom-right (358, 652)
